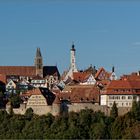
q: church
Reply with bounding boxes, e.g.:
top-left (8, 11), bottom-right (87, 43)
top-left (0, 48), bottom-right (60, 90)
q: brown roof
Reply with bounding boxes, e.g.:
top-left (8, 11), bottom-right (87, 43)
top-left (21, 88), bottom-right (42, 97)
top-left (95, 67), bottom-right (111, 80)
top-left (73, 72), bottom-right (91, 82)
top-left (0, 66), bottom-right (36, 76)
top-left (59, 86), bottom-right (100, 103)
top-left (120, 73), bottom-right (140, 81)
top-left (101, 80), bottom-right (140, 95)
top-left (0, 74), bottom-right (6, 84)
top-left (32, 75), bottom-right (45, 80)
top-left (106, 80), bottom-right (140, 89)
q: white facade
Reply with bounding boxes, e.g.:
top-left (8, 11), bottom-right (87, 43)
top-left (64, 44), bottom-right (78, 81)
top-left (100, 94), bottom-right (140, 107)
top-left (80, 74), bottom-right (96, 85)
top-left (110, 72), bottom-right (117, 80)
top-left (31, 79), bottom-right (47, 88)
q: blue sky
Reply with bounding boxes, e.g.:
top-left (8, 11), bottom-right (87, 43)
top-left (0, 1), bottom-right (140, 77)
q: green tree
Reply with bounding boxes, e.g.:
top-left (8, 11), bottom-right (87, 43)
top-left (131, 100), bottom-right (140, 120)
top-left (9, 93), bottom-right (21, 108)
top-left (110, 101), bottom-right (118, 119)
top-left (0, 91), bottom-right (4, 107)
top-left (25, 108), bottom-right (34, 121)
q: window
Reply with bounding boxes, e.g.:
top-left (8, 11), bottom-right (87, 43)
top-left (128, 96), bottom-right (132, 99)
top-left (122, 96), bottom-right (126, 100)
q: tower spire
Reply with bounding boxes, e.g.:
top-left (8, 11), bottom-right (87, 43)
top-left (70, 42), bottom-right (77, 72)
top-left (34, 47), bottom-right (43, 77)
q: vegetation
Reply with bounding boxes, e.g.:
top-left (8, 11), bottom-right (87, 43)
top-left (0, 104), bottom-right (139, 139)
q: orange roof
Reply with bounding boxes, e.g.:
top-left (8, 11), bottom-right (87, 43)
top-left (106, 80), bottom-right (140, 89)
top-left (32, 75), bottom-right (45, 80)
top-left (21, 88), bottom-right (42, 97)
top-left (59, 86), bottom-right (100, 103)
top-left (101, 80), bottom-right (140, 95)
top-left (73, 72), bottom-right (91, 82)
top-left (0, 66), bottom-right (36, 76)
top-left (0, 74), bottom-right (6, 84)
top-left (95, 67), bottom-right (111, 79)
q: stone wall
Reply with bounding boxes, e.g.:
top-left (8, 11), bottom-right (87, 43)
top-left (61, 102), bottom-right (131, 116)
top-left (6, 102), bottom-right (131, 117)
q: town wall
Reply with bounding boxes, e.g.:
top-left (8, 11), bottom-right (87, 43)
top-left (6, 102), bottom-right (131, 116)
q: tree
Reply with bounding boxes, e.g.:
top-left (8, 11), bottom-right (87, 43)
top-left (0, 91), bottom-right (5, 107)
top-left (110, 101), bottom-right (118, 119)
top-left (25, 108), bottom-right (34, 120)
top-left (131, 100), bottom-right (140, 120)
top-left (9, 93), bottom-right (21, 108)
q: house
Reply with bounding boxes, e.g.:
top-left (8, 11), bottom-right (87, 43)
top-left (16, 79), bottom-right (33, 92)
top-left (120, 72), bottom-right (140, 81)
top-left (73, 72), bottom-right (96, 85)
top-left (6, 79), bottom-right (17, 93)
top-left (57, 85), bottom-right (101, 113)
top-left (31, 75), bottom-right (47, 88)
top-left (100, 80), bottom-right (140, 107)
top-left (18, 88), bottom-right (60, 116)
top-left (95, 66), bottom-right (117, 81)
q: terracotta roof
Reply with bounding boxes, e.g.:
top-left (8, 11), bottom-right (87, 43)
top-left (95, 67), bottom-right (111, 80)
top-left (73, 72), bottom-right (91, 82)
top-left (120, 74), bottom-right (140, 81)
top-left (101, 80), bottom-right (140, 95)
top-left (21, 88), bottom-right (42, 97)
top-left (0, 74), bottom-right (6, 84)
top-left (32, 75), bottom-right (45, 80)
top-left (0, 66), bottom-right (60, 79)
top-left (106, 80), bottom-right (140, 89)
top-left (0, 66), bottom-right (36, 76)
top-left (59, 86), bottom-right (100, 103)
top-left (95, 67), bottom-right (105, 79)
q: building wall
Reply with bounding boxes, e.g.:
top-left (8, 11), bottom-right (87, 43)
top-left (101, 94), bottom-right (140, 107)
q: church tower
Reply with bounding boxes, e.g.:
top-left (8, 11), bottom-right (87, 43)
top-left (64, 43), bottom-right (78, 81)
top-left (70, 43), bottom-right (78, 72)
top-left (34, 48), bottom-right (43, 77)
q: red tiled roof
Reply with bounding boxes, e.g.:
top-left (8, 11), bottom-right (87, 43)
top-left (73, 72), bottom-right (91, 82)
top-left (0, 66), bottom-right (36, 76)
top-left (101, 80), bottom-right (140, 95)
top-left (0, 74), bottom-right (6, 84)
top-left (106, 80), bottom-right (140, 89)
top-left (95, 67), bottom-right (105, 78)
top-left (32, 75), bottom-right (45, 80)
top-left (59, 86), bottom-right (100, 103)
top-left (95, 67), bottom-right (111, 80)
top-left (21, 88), bottom-right (42, 97)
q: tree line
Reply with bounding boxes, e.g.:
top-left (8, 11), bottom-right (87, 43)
top-left (0, 101), bottom-right (140, 139)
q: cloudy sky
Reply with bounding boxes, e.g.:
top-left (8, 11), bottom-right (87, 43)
top-left (0, 0), bottom-right (140, 76)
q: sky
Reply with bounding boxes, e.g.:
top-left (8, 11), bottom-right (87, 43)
top-left (0, 0), bottom-right (140, 77)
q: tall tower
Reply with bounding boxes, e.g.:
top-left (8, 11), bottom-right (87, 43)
top-left (70, 43), bottom-right (77, 72)
top-left (34, 48), bottom-right (43, 77)
top-left (64, 43), bottom-right (78, 81)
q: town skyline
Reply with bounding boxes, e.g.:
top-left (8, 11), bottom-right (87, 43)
top-left (0, 1), bottom-right (140, 76)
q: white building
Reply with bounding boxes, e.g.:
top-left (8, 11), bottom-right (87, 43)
top-left (100, 80), bottom-right (140, 107)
